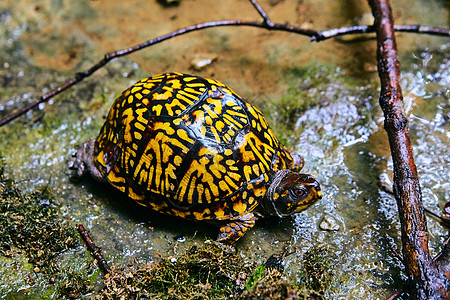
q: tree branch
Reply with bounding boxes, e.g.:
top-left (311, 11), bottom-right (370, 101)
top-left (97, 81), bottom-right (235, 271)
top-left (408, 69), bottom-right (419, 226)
top-left (248, 0), bottom-right (274, 26)
top-left (368, 0), bottom-right (449, 298)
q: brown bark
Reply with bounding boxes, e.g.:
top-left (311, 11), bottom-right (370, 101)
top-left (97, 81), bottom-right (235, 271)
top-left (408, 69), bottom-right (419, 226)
top-left (368, 0), bottom-right (449, 298)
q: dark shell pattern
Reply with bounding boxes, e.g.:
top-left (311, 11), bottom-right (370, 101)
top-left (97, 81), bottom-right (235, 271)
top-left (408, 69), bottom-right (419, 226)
top-left (93, 72), bottom-right (298, 221)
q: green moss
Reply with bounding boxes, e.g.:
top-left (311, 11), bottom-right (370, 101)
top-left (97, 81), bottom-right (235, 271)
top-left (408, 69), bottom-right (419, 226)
top-left (0, 157), bottom-right (97, 299)
top-left (0, 163), bottom-right (78, 274)
top-left (0, 155), bottom-right (332, 299)
top-left (99, 242), bottom-right (330, 299)
top-left (245, 265), bottom-right (265, 291)
top-left (56, 271), bottom-right (93, 299)
top-left (298, 245), bottom-right (336, 293)
top-left (243, 268), bottom-right (320, 300)
top-left (100, 242), bottom-right (254, 299)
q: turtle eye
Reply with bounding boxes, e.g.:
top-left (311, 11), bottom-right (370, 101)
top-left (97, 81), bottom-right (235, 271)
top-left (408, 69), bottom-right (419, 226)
top-left (290, 188), bottom-right (306, 199)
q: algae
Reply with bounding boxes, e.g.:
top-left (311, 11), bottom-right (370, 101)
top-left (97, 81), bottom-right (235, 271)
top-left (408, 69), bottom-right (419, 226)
top-left (99, 241), bottom-right (332, 299)
top-left (0, 157), bottom-right (96, 299)
top-left (0, 159), bottom-right (77, 274)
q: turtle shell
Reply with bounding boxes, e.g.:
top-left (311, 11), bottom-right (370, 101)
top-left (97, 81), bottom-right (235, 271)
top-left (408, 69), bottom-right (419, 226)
top-left (93, 72), bottom-right (299, 221)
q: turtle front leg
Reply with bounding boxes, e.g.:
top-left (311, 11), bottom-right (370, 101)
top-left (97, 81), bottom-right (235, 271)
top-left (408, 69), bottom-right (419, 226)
top-left (217, 212), bottom-right (258, 244)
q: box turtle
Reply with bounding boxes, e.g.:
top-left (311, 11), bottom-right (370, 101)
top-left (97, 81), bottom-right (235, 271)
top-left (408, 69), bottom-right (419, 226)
top-left (72, 72), bottom-right (322, 244)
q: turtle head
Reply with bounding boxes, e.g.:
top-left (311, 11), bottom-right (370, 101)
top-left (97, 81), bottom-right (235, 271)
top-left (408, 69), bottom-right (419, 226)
top-left (263, 170), bottom-right (322, 217)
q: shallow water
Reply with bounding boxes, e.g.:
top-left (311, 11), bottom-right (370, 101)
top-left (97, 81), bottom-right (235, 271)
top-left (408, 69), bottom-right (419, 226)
top-left (0, 0), bottom-right (449, 298)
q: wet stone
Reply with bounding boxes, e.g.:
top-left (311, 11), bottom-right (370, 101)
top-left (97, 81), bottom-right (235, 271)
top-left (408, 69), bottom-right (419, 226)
top-left (319, 214), bottom-right (340, 231)
top-left (379, 172), bottom-right (394, 194)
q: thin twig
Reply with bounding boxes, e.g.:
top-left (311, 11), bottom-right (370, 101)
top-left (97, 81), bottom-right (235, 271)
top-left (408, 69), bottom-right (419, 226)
top-left (248, 0), bottom-right (273, 26)
top-left (314, 24), bottom-right (450, 41)
top-left (77, 223), bottom-right (112, 275)
top-left (394, 24), bottom-right (450, 36)
top-left (0, 19), bottom-right (315, 127)
top-left (424, 207), bottom-right (450, 227)
top-left (314, 25), bottom-right (375, 41)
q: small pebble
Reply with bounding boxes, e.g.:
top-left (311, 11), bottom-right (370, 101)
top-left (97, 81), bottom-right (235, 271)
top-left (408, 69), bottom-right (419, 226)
top-left (358, 13), bottom-right (375, 26)
top-left (191, 54), bottom-right (217, 71)
top-left (319, 214), bottom-right (340, 231)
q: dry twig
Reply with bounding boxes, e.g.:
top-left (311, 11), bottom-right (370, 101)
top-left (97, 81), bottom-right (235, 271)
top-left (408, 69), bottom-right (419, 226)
top-left (77, 223), bottom-right (111, 275)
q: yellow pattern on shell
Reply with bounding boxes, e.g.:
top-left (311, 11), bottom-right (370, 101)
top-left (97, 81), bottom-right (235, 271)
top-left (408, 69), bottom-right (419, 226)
top-left (93, 72), bottom-right (297, 222)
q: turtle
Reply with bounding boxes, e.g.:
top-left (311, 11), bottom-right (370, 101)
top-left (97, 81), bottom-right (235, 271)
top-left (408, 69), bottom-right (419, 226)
top-left (71, 72), bottom-right (322, 244)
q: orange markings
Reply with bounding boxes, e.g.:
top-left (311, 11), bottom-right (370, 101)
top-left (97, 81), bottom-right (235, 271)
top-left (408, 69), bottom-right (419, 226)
top-left (233, 201), bottom-right (247, 215)
top-left (174, 118), bottom-right (184, 127)
top-left (216, 120), bottom-right (225, 131)
top-left (127, 95), bottom-right (134, 104)
top-left (165, 98), bottom-right (186, 116)
top-left (176, 128), bottom-right (194, 144)
top-left (252, 164), bottom-right (260, 176)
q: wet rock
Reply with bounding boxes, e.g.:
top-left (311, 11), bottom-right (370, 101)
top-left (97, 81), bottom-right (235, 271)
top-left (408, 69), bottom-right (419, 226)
top-left (319, 214), bottom-right (340, 231)
top-left (443, 202), bottom-right (450, 220)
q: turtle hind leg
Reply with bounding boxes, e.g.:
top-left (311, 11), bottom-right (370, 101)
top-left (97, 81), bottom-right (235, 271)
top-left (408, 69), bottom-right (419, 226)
top-left (217, 213), bottom-right (257, 245)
